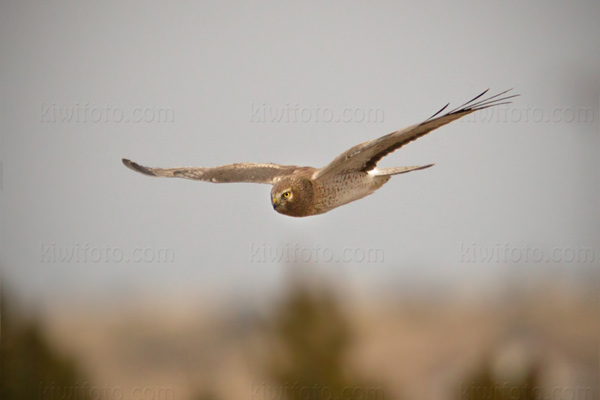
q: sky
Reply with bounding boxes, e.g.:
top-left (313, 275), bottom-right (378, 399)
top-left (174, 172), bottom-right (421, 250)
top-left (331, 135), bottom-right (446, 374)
top-left (1, 1), bottom-right (599, 310)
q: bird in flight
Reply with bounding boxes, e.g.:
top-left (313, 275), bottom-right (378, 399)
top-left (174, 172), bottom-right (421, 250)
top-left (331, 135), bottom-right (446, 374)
top-left (123, 89), bottom-right (517, 217)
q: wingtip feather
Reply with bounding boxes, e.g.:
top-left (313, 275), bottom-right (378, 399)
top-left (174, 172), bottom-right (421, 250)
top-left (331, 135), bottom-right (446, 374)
top-left (122, 158), bottom-right (155, 176)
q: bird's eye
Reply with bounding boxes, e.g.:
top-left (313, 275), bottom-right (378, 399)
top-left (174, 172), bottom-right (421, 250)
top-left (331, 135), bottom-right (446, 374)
top-left (283, 191), bottom-right (291, 198)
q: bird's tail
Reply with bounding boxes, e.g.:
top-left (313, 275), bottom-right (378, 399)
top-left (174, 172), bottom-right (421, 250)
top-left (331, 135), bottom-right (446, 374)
top-left (369, 164), bottom-right (434, 176)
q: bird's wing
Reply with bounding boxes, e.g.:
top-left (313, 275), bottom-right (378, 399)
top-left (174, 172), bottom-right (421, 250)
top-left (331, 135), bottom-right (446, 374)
top-left (314, 89), bottom-right (518, 180)
top-left (122, 159), bottom-right (300, 184)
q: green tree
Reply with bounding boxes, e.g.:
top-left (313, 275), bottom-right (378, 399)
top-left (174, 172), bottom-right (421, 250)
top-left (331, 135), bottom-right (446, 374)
top-left (1, 293), bottom-right (92, 400)
top-left (265, 281), bottom-right (385, 400)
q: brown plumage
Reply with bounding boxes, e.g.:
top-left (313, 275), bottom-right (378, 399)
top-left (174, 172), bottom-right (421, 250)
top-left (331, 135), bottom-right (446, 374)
top-left (123, 89), bottom-right (517, 217)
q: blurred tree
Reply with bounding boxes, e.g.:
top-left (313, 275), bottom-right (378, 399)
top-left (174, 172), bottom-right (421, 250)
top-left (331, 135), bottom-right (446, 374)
top-left (1, 293), bottom-right (91, 400)
top-left (190, 391), bottom-right (221, 400)
top-left (264, 280), bottom-right (386, 400)
top-left (459, 360), bottom-right (541, 400)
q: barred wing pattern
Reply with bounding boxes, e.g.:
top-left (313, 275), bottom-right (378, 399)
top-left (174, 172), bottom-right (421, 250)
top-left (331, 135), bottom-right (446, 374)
top-left (314, 89), bottom-right (517, 180)
top-left (122, 159), bottom-right (300, 184)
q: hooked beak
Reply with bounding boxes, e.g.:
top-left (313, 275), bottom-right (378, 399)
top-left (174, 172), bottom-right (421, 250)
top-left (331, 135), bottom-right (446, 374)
top-left (272, 196), bottom-right (280, 208)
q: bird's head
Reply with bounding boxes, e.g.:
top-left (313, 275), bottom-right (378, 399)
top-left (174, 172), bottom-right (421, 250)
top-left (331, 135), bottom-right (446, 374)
top-left (271, 176), bottom-right (314, 217)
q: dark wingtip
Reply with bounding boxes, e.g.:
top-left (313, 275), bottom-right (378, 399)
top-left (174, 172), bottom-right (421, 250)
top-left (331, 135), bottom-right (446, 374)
top-left (447, 88), bottom-right (519, 115)
top-left (427, 103), bottom-right (450, 121)
top-left (122, 158), bottom-right (155, 176)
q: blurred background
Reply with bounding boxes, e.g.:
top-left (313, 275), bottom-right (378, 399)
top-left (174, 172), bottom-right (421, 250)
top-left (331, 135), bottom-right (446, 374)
top-left (1, 1), bottom-right (598, 399)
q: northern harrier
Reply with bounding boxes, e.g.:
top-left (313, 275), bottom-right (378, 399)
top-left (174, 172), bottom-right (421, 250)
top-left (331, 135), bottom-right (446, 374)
top-left (123, 89), bottom-right (516, 217)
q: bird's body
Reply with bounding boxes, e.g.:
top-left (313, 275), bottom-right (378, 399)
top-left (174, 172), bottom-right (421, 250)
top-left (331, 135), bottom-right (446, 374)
top-left (123, 89), bottom-right (517, 217)
top-left (310, 171), bottom-right (390, 216)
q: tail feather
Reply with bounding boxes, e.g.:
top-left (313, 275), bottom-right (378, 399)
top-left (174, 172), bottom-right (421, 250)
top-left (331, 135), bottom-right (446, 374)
top-left (369, 164), bottom-right (434, 176)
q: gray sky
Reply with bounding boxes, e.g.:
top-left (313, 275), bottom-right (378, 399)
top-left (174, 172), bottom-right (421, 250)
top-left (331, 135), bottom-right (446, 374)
top-left (1, 1), bottom-right (598, 308)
